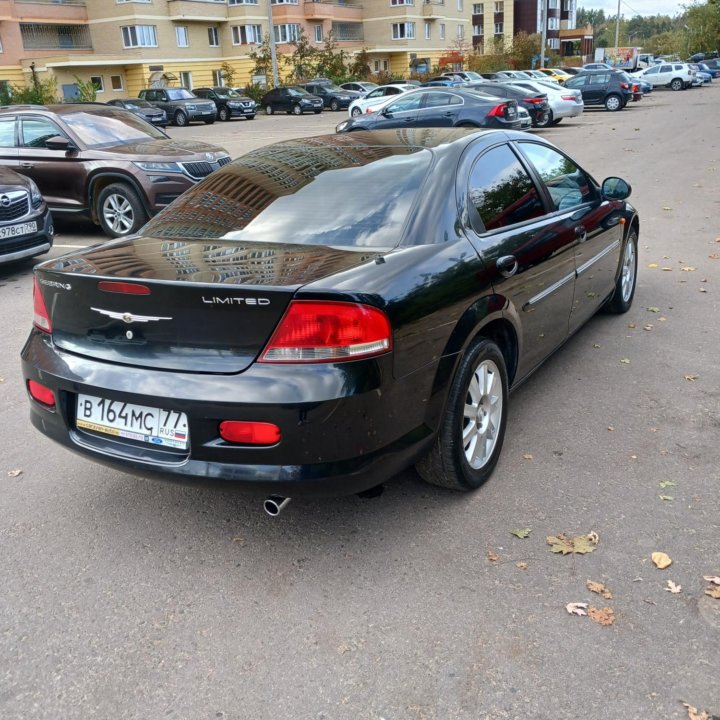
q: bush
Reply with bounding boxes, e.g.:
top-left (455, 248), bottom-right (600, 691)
top-left (8, 76), bottom-right (59, 104)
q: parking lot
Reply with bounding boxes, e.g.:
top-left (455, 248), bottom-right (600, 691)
top-left (1, 85), bottom-right (719, 719)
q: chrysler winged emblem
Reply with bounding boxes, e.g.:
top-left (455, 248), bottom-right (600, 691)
top-left (91, 308), bottom-right (172, 324)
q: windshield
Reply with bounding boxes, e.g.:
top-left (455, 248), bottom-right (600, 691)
top-left (215, 89), bottom-right (242, 98)
top-left (62, 110), bottom-right (168, 148)
top-left (288, 87), bottom-right (311, 97)
top-left (166, 88), bottom-right (196, 100)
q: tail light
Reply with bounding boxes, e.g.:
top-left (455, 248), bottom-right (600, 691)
top-left (562, 95), bottom-right (577, 101)
top-left (259, 300), bottom-right (391, 363)
top-left (620, 82), bottom-right (629, 89)
top-left (32, 276), bottom-right (52, 333)
top-left (487, 102), bottom-right (511, 118)
top-left (524, 97), bottom-right (546, 105)
top-left (27, 380), bottom-right (55, 409)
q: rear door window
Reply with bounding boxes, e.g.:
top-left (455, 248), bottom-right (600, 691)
top-left (0, 117), bottom-right (16, 147)
top-left (20, 118), bottom-right (64, 148)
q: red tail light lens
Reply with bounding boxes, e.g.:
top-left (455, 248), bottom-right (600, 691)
top-left (32, 276), bottom-right (52, 333)
top-left (620, 82), bottom-right (629, 89)
top-left (98, 281), bottom-right (151, 295)
top-left (27, 380), bottom-right (55, 408)
top-left (487, 103), bottom-right (510, 118)
top-left (524, 97), bottom-right (546, 104)
top-left (260, 300), bottom-right (392, 363)
top-left (562, 95), bottom-right (577, 101)
top-left (219, 421), bottom-right (281, 445)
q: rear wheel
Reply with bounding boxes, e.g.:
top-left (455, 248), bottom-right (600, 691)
top-left (293, 104), bottom-right (302, 116)
top-left (265, 105), bottom-right (274, 115)
top-left (670, 78), bottom-right (684, 91)
top-left (605, 229), bottom-right (638, 314)
top-left (605, 94), bottom-right (622, 111)
top-left (96, 183), bottom-right (147, 239)
top-left (330, 100), bottom-right (339, 111)
top-left (174, 110), bottom-right (189, 127)
top-left (218, 106), bottom-right (230, 121)
top-left (351, 106), bottom-right (362, 117)
top-left (416, 338), bottom-right (508, 491)
top-left (535, 109), bottom-right (553, 128)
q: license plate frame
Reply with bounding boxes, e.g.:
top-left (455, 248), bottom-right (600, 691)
top-left (76, 394), bottom-right (189, 450)
top-left (0, 221), bottom-right (37, 239)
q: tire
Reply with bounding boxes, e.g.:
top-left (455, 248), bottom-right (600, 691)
top-left (174, 110), bottom-right (189, 127)
top-left (204, 119), bottom-right (215, 125)
top-left (313, 110), bottom-right (322, 114)
top-left (218, 106), bottom-right (230, 121)
top-left (330, 100), bottom-right (339, 111)
top-left (604, 94), bottom-right (622, 111)
top-left (351, 107), bottom-right (362, 117)
top-left (246, 115), bottom-right (255, 120)
top-left (293, 104), bottom-right (302, 116)
top-left (96, 183), bottom-right (147, 239)
top-left (670, 78), bottom-right (683, 91)
top-left (265, 105), bottom-right (274, 116)
top-left (551, 117), bottom-right (563, 126)
top-left (535, 109), bottom-right (553, 128)
top-left (605, 228), bottom-right (638, 314)
top-left (416, 338), bottom-right (508, 491)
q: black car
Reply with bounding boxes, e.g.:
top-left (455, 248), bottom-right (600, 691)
top-left (193, 87), bottom-right (257, 121)
top-left (260, 87), bottom-right (323, 115)
top-left (336, 88), bottom-right (521, 132)
top-left (105, 98), bottom-right (167, 127)
top-left (563, 70), bottom-right (634, 111)
top-left (22, 128), bottom-right (638, 510)
top-left (299, 82), bottom-right (359, 111)
top-left (0, 166), bottom-right (53, 264)
top-left (466, 82), bottom-right (551, 127)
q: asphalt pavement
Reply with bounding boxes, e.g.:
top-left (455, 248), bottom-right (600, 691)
top-left (1, 88), bottom-right (719, 720)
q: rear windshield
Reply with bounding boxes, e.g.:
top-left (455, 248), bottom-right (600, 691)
top-left (141, 138), bottom-right (432, 249)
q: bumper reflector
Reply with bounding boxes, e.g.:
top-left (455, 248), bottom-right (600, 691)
top-left (28, 380), bottom-right (55, 408)
top-left (219, 421), bottom-right (281, 445)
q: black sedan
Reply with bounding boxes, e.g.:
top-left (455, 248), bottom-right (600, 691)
top-left (260, 86), bottom-right (323, 115)
top-left (299, 82), bottom-right (359, 111)
top-left (106, 98), bottom-right (168, 127)
top-left (336, 88), bottom-right (521, 132)
top-left (22, 129), bottom-right (638, 511)
top-left (466, 82), bottom-right (551, 127)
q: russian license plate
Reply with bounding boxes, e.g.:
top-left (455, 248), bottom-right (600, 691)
top-left (76, 394), bottom-right (189, 450)
top-left (0, 221), bottom-right (37, 239)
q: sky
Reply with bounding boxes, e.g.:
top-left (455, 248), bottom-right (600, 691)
top-left (579, 0), bottom-right (686, 17)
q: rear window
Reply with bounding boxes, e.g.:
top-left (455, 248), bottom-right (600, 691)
top-left (141, 138), bottom-right (433, 249)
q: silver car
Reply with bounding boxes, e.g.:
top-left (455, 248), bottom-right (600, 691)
top-left (506, 79), bottom-right (584, 125)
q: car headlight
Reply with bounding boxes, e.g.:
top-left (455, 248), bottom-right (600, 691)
top-left (336, 120), bottom-right (350, 132)
top-left (186, 104), bottom-right (197, 110)
top-left (28, 178), bottom-right (43, 206)
top-left (227, 102), bottom-right (240, 108)
top-left (134, 161), bottom-right (183, 173)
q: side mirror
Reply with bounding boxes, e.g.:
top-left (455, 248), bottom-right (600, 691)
top-left (45, 136), bottom-right (75, 152)
top-left (601, 176), bottom-right (631, 200)
top-left (381, 108), bottom-right (394, 117)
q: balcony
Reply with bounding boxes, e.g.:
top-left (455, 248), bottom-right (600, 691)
top-left (20, 23), bottom-right (92, 50)
top-left (167, 0), bottom-right (228, 21)
top-left (10, 0), bottom-right (87, 22)
top-left (304, 0), bottom-right (363, 22)
top-left (331, 21), bottom-right (363, 42)
top-left (423, 0), bottom-right (445, 19)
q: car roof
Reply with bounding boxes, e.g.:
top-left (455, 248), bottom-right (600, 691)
top-left (0, 103), bottom-right (122, 116)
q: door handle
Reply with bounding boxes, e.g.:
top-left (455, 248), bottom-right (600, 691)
top-left (575, 225), bottom-right (587, 242)
top-left (20, 162), bottom-right (34, 169)
top-left (496, 255), bottom-right (518, 278)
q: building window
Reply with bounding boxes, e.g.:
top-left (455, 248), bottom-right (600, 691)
top-left (439, 23), bottom-right (445, 40)
top-left (457, 24), bottom-right (464, 38)
top-left (494, 1), bottom-right (503, 11)
top-left (273, 24), bottom-right (300, 43)
top-left (548, 17), bottom-right (559, 29)
top-left (116, 0), bottom-right (151, 4)
top-left (271, 0), bottom-right (299, 4)
top-left (548, 37), bottom-right (560, 49)
top-left (548, 0), bottom-right (559, 8)
top-left (391, 22), bottom-right (415, 39)
top-left (176, 26), bottom-right (189, 48)
top-left (457, 0), bottom-right (463, 11)
top-left (232, 25), bottom-right (262, 44)
top-left (121, 25), bottom-right (157, 48)
top-left (21, 23), bottom-right (92, 50)
top-left (90, 75), bottom-right (104, 92)
top-left (110, 75), bottom-right (123, 91)
top-left (424, 21), bottom-right (430, 39)
top-left (179, 71), bottom-right (192, 89)
top-left (208, 27), bottom-right (219, 46)
top-left (212, 69), bottom-right (223, 86)
top-left (472, 3), bottom-right (482, 13)
top-left (314, 24), bottom-right (323, 42)
top-left (494, 22), bottom-right (503, 33)
top-left (374, 60), bottom-right (380, 71)
top-left (229, 0), bottom-right (259, 4)
top-left (473, 24), bottom-right (483, 35)
top-left (391, 0), bottom-right (414, 4)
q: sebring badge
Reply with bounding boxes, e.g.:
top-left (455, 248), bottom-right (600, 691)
top-left (91, 308), bottom-right (172, 324)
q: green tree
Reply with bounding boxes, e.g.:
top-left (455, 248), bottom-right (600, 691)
top-left (73, 75), bottom-right (97, 102)
top-left (220, 61), bottom-right (236, 87)
top-left (249, 35), bottom-right (275, 86)
top-left (9, 75), bottom-right (59, 104)
top-left (285, 29), bottom-right (317, 81)
top-left (347, 48), bottom-right (372, 79)
top-left (509, 32), bottom-right (540, 69)
top-left (315, 32), bottom-right (348, 80)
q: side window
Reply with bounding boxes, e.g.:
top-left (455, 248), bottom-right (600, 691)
top-left (645, 66), bottom-right (658, 75)
top-left (468, 144), bottom-right (545, 232)
top-left (384, 94), bottom-right (423, 113)
top-left (20, 118), bottom-right (63, 148)
top-left (519, 142), bottom-right (597, 211)
top-left (0, 117), bottom-right (16, 148)
top-left (596, 73), bottom-right (610, 84)
top-left (144, 90), bottom-right (156, 101)
top-left (158, 91), bottom-right (168, 101)
top-left (423, 92), bottom-right (455, 108)
top-left (660, 65), bottom-right (672, 72)
top-left (565, 75), bottom-right (586, 87)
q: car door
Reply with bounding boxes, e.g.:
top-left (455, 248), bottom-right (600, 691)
top-left (374, 93), bottom-right (422, 128)
top-left (461, 141), bottom-right (577, 377)
top-left (582, 73), bottom-right (607, 104)
top-left (656, 64), bottom-right (674, 86)
top-left (639, 65), bottom-right (660, 86)
top-left (415, 91), bottom-right (462, 127)
top-left (517, 141), bottom-right (626, 331)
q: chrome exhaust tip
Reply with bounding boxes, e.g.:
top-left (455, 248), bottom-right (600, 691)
top-left (263, 495), bottom-right (291, 517)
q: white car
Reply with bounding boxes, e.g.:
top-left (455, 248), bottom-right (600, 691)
top-left (340, 81), bottom-right (379, 96)
top-left (632, 63), bottom-right (696, 90)
top-left (506, 79), bottom-right (584, 124)
top-left (347, 84), bottom-right (416, 117)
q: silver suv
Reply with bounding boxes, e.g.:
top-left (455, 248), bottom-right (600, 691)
top-left (138, 88), bottom-right (217, 126)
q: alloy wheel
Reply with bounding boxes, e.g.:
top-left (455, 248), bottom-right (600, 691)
top-left (462, 359), bottom-right (503, 470)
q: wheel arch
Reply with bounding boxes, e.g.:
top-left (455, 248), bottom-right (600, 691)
top-left (87, 172), bottom-right (151, 224)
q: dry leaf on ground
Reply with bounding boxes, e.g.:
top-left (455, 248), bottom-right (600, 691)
top-left (587, 607), bottom-right (615, 626)
top-left (682, 703), bottom-right (712, 720)
top-left (659, 495), bottom-right (674, 501)
top-left (510, 528), bottom-right (532, 539)
top-left (547, 533), bottom-right (597, 555)
top-left (705, 587), bottom-right (720, 600)
top-left (522, 454), bottom-right (533, 460)
top-left (651, 552), bottom-right (672, 569)
top-left (680, 266), bottom-right (696, 272)
top-left (685, 374), bottom-right (699, 381)
top-left (586, 580), bottom-right (613, 599)
top-left (647, 306), bottom-right (660, 313)
top-left (666, 580), bottom-right (682, 594)
top-left (487, 550), bottom-right (500, 562)
top-left (515, 561), bottom-right (528, 570)
top-left (620, 358), bottom-right (631, 364)
top-left (659, 480), bottom-right (676, 488)
top-left (703, 576), bottom-right (720, 585)
top-left (647, 263), bottom-right (658, 268)
top-left (566, 602), bottom-right (588, 616)
top-left (7, 469), bottom-right (22, 477)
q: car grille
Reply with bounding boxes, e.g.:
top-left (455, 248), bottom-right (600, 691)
top-left (180, 157), bottom-right (231, 180)
top-left (0, 191), bottom-right (30, 223)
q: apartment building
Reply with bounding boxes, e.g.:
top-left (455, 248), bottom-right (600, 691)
top-left (0, 0), bottom-right (516, 97)
top-left (513, 0), bottom-right (577, 54)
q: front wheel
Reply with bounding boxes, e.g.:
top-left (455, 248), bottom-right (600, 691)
top-left (218, 106), bottom-right (230, 121)
top-left (605, 229), bottom-right (638, 314)
top-left (330, 100), bottom-right (339, 111)
top-left (293, 104), bottom-right (302, 116)
top-left (265, 105), bottom-right (274, 116)
top-left (351, 107), bottom-right (362, 117)
top-left (605, 94), bottom-right (622, 111)
top-left (96, 183), bottom-right (147, 239)
top-left (416, 338), bottom-right (508, 491)
top-left (670, 78), bottom-right (684, 91)
top-left (174, 110), bottom-right (189, 127)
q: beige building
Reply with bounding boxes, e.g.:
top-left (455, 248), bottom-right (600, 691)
top-left (0, 0), bottom-right (516, 97)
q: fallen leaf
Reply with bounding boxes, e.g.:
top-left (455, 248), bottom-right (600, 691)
top-left (566, 602), bottom-right (588, 616)
top-left (515, 561), bottom-right (528, 570)
top-left (661, 267), bottom-right (673, 272)
top-left (522, 453), bottom-right (533, 460)
top-left (662, 206), bottom-right (672, 211)
top-left (680, 266), bottom-right (696, 272)
top-left (651, 552), bottom-right (672, 569)
top-left (666, 580), bottom-right (682, 594)
top-left (683, 702), bottom-right (712, 720)
top-left (647, 306), bottom-right (660, 313)
top-left (593, 343), bottom-right (601, 348)
top-left (0, 376), bottom-right (4, 382)
top-left (684, 374), bottom-right (699, 381)
top-left (587, 531), bottom-right (599, 545)
top-left (586, 579), bottom-right (613, 599)
top-left (703, 575), bottom-right (720, 585)
top-left (487, 550), bottom-right (499, 562)
top-left (705, 587), bottom-right (720, 600)
top-left (627, 322), bottom-right (636, 329)
top-left (647, 263), bottom-right (658, 268)
top-left (607, 426), bottom-right (614, 431)
top-left (659, 495), bottom-right (674, 501)
top-left (659, 480), bottom-right (676, 488)
top-left (547, 533), bottom-right (596, 555)
top-left (587, 607), bottom-right (615, 626)
top-left (659, 316), bottom-right (667, 322)
top-left (7, 469), bottom-right (22, 477)
top-left (709, 253), bottom-right (720, 260)
top-left (510, 528), bottom-right (532, 539)
top-left (699, 288), bottom-right (707, 293)
top-left (643, 325), bottom-right (653, 331)
top-left (620, 358), bottom-right (631, 364)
